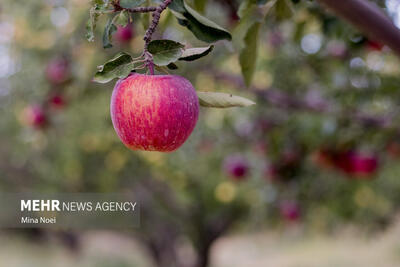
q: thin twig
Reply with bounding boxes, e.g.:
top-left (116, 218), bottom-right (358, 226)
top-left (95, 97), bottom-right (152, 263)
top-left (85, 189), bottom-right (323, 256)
top-left (142, 0), bottom-right (173, 75)
top-left (126, 6), bottom-right (157, 13)
top-left (114, 0), bottom-right (173, 74)
top-left (113, 3), bottom-right (157, 13)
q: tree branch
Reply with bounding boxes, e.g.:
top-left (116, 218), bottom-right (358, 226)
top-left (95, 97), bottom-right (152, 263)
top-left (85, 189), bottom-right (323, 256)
top-left (143, 0), bottom-right (173, 75)
top-left (316, 0), bottom-right (400, 57)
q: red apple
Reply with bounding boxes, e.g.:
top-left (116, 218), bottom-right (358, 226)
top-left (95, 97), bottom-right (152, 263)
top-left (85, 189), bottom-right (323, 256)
top-left (25, 105), bottom-right (47, 128)
top-left (223, 154), bottom-right (249, 180)
top-left (46, 57), bottom-right (70, 85)
top-left (110, 73), bottom-right (199, 152)
top-left (366, 40), bottom-right (384, 51)
top-left (333, 150), bottom-right (378, 178)
top-left (49, 94), bottom-right (66, 109)
top-left (280, 201), bottom-right (300, 222)
top-left (115, 25), bottom-right (134, 43)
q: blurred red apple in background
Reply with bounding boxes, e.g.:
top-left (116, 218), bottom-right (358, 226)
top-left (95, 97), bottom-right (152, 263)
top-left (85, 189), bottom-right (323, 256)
top-left (49, 94), bottom-right (66, 109)
top-left (115, 25), bottom-right (134, 43)
top-left (223, 154), bottom-right (249, 181)
top-left (46, 57), bottom-right (70, 85)
top-left (333, 150), bottom-right (378, 178)
top-left (110, 73), bottom-right (199, 152)
top-left (24, 105), bottom-right (47, 129)
top-left (366, 40), bottom-right (384, 51)
top-left (279, 201), bottom-right (300, 222)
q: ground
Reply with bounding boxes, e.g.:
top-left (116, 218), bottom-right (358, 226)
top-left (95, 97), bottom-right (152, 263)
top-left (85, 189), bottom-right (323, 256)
top-left (2, 218), bottom-right (400, 267)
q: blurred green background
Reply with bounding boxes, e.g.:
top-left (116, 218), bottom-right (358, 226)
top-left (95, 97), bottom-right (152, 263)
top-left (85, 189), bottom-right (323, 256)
top-left (2, 0), bottom-right (400, 266)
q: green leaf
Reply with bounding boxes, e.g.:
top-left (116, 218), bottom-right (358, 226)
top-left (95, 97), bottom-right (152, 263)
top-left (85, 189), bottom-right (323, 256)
top-left (102, 15), bottom-right (118, 48)
top-left (169, 0), bottom-right (186, 13)
top-left (86, 7), bottom-right (100, 42)
top-left (275, 0), bottom-right (294, 20)
top-left (115, 10), bottom-right (130, 27)
top-left (234, 0), bottom-right (273, 50)
top-left (239, 22), bottom-right (261, 87)
top-left (119, 0), bottom-right (145, 9)
top-left (179, 45), bottom-right (214, 61)
top-left (194, 0), bottom-right (207, 13)
top-left (148, 40), bottom-right (185, 66)
top-left (93, 52), bottom-right (135, 83)
top-left (169, 1), bottom-right (232, 43)
top-left (197, 92), bottom-right (256, 108)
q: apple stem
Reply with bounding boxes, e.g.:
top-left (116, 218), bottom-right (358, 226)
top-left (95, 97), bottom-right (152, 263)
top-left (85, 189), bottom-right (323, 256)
top-left (117, 0), bottom-right (173, 75)
top-left (141, 0), bottom-right (173, 74)
top-left (148, 61), bottom-right (155, 75)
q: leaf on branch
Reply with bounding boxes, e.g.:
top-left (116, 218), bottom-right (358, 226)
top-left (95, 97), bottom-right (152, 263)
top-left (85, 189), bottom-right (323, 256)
top-left (179, 45), bottom-right (214, 61)
top-left (115, 10), bottom-right (130, 27)
top-left (239, 22), bottom-right (261, 87)
top-left (197, 92), bottom-right (256, 108)
top-left (119, 0), bottom-right (146, 9)
top-left (169, 0), bottom-right (186, 13)
top-left (93, 52), bottom-right (135, 83)
top-left (169, 0), bottom-right (232, 43)
top-left (234, 0), bottom-right (274, 86)
top-left (275, 0), bottom-right (294, 20)
top-left (86, 7), bottom-right (100, 42)
top-left (103, 14), bottom-right (118, 48)
top-left (148, 40), bottom-right (185, 66)
top-left (86, 0), bottom-right (115, 42)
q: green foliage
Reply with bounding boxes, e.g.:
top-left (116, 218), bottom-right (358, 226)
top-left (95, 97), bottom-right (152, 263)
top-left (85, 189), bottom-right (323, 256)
top-left (239, 22), bottom-right (261, 87)
top-left (274, 0), bottom-right (294, 20)
top-left (169, 0), bottom-right (232, 43)
top-left (93, 52), bottom-right (135, 83)
top-left (86, 0), bottom-right (114, 42)
top-left (115, 10), bottom-right (130, 27)
top-left (86, 7), bottom-right (101, 42)
top-left (197, 92), bottom-right (256, 108)
top-left (119, 0), bottom-right (146, 9)
top-left (179, 45), bottom-right (214, 61)
top-left (103, 14), bottom-right (118, 49)
top-left (235, 0), bottom-right (272, 86)
top-left (148, 39), bottom-right (185, 66)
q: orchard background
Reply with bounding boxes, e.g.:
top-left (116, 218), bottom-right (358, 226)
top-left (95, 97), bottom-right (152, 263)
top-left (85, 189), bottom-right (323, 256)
top-left (2, 0), bottom-right (400, 266)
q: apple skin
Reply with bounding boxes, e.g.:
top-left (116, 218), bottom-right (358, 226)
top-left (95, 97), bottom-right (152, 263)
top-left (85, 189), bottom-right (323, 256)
top-left (223, 154), bottom-right (249, 181)
top-left (110, 73), bottom-right (199, 152)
